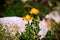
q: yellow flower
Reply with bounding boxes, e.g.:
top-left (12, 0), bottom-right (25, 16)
top-left (30, 8), bottom-right (39, 15)
top-left (23, 15), bottom-right (33, 21)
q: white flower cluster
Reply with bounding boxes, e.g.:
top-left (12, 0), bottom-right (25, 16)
top-left (0, 17), bottom-right (28, 36)
top-left (45, 10), bottom-right (60, 23)
top-left (0, 17), bottom-right (51, 40)
top-left (38, 10), bottom-right (60, 40)
top-left (38, 19), bottom-right (51, 40)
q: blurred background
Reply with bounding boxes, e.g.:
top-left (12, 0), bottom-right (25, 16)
top-left (0, 0), bottom-right (60, 17)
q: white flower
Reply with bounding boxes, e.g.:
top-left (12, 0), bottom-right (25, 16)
top-left (38, 19), bottom-right (51, 40)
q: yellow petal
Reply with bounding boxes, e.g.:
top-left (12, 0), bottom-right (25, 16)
top-left (30, 8), bottom-right (39, 15)
top-left (23, 15), bottom-right (33, 21)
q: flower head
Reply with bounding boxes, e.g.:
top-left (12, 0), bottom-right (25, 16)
top-left (23, 15), bottom-right (33, 21)
top-left (30, 8), bottom-right (39, 15)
